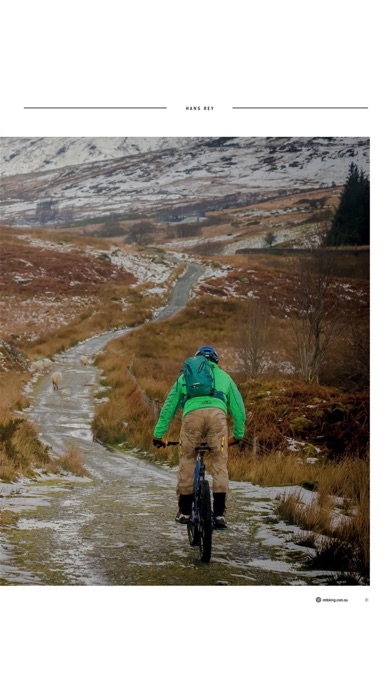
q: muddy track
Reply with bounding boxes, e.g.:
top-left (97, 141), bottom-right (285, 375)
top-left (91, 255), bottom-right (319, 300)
top-left (0, 264), bottom-right (329, 586)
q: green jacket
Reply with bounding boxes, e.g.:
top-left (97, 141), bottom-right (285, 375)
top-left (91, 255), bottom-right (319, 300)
top-left (153, 363), bottom-right (246, 439)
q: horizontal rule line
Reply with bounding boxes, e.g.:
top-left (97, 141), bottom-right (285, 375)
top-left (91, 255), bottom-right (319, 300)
top-left (23, 106), bottom-right (167, 110)
top-left (232, 106), bottom-right (368, 110)
top-left (23, 105), bottom-right (368, 110)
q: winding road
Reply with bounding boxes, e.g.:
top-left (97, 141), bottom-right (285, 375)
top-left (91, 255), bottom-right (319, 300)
top-left (0, 264), bottom-right (329, 585)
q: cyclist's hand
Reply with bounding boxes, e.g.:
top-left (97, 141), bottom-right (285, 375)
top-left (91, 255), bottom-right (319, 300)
top-left (153, 437), bottom-right (167, 448)
top-left (228, 436), bottom-right (241, 447)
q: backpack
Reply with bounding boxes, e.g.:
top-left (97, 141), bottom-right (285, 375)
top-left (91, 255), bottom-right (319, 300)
top-left (182, 355), bottom-right (216, 399)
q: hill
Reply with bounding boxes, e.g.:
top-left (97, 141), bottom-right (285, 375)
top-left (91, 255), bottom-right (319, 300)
top-left (0, 137), bottom-right (369, 228)
top-left (0, 227), bottom-right (184, 350)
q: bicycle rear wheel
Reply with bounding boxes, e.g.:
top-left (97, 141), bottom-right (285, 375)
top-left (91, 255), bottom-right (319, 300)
top-left (187, 517), bottom-right (200, 547)
top-left (199, 480), bottom-right (212, 563)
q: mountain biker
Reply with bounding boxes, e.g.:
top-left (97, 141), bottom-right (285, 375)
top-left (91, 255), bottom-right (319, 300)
top-left (152, 345), bottom-right (246, 529)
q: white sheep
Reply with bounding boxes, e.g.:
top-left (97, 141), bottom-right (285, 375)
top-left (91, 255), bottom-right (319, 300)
top-left (80, 355), bottom-right (89, 366)
top-left (30, 358), bottom-right (54, 374)
top-left (51, 371), bottom-right (63, 390)
top-left (30, 360), bottom-right (45, 374)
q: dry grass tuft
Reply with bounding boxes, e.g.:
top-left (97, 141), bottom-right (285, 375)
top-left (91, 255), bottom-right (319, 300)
top-left (0, 510), bottom-right (19, 526)
top-left (275, 489), bottom-right (335, 536)
top-left (0, 411), bottom-right (51, 482)
top-left (0, 373), bottom-right (30, 412)
top-left (55, 446), bottom-right (89, 477)
top-left (274, 467), bottom-right (369, 582)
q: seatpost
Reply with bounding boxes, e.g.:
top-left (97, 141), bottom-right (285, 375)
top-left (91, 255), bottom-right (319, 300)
top-left (199, 451), bottom-right (206, 477)
top-left (196, 443), bottom-right (210, 478)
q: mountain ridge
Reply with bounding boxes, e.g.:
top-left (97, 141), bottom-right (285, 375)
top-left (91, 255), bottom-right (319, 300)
top-left (0, 137), bottom-right (370, 227)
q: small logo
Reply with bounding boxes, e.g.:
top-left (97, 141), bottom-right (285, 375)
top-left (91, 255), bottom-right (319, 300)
top-left (316, 597), bottom-right (321, 603)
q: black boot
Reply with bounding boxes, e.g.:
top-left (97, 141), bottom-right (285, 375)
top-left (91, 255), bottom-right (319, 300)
top-left (178, 494), bottom-right (193, 515)
top-left (213, 492), bottom-right (226, 517)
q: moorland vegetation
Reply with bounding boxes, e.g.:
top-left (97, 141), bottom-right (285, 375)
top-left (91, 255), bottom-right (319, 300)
top-left (0, 176), bottom-right (370, 582)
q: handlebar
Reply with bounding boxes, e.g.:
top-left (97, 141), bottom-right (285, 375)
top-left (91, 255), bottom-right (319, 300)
top-left (157, 438), bottom-right (239, 448)
top-left (163, 441), bottom-right (212, 452)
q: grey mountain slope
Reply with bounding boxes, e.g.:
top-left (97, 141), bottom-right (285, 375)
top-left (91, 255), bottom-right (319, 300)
top-left (0, 137), bottom-right (369, 226)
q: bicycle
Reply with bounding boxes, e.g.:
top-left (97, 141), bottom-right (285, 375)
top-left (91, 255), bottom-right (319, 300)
top-left (167, 441), bottom-right (213, 563)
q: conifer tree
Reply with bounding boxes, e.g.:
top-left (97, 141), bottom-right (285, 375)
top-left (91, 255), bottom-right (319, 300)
top-left (326, 163), bottom-right (370, 246)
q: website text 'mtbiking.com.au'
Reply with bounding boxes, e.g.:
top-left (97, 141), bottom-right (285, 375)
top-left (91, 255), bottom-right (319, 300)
top-left (316, 597), bottom-right (349, 603)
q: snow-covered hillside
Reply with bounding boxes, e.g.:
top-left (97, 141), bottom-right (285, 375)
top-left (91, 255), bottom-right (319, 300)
top-left (0, 137), bottom-right (176, 176)
top-left (0, 137), bottom-right (370, 227)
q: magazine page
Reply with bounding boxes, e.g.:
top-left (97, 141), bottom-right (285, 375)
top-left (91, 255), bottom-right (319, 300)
top-left (0, 3), bottom-right (386, 694)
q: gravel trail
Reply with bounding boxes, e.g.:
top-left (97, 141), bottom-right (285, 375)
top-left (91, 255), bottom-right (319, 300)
top-left (0, 264), bottom-right (328, 585)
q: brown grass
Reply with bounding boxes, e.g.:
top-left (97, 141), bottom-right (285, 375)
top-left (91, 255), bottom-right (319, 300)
top-left (0, 215), bottom-right (370, 579)
top-left (88, 286), bottom-right (369, 581)
top-left (0, 412), bottom-right (51, 482)
top-left (0, 510), bottom-right (18, 526)
top-left (0, 232), bottom-right (170, 353)
top-left (272, 454), bottom-right (370, 581)
top-left (0, 231), bottom-right (183, 482)
top-left (55, 446), bottom-right (89, 477)
top-left (275, 489), bottom-right (335, 536)
top-left (0, 373), bottom-right (30, 412)
top-left (0, 238), bottom-right (137, 297)
top-left (93, 349), bottom-right (157, 451)
top-left (90, 291), bottom-right (369, 460)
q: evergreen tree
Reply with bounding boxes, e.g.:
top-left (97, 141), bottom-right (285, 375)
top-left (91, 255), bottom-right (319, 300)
top-left (326, 163), bottom-right (370, 246)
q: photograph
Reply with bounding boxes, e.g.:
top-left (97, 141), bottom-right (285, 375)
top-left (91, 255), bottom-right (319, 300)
top-left (0, 135), bottom-right (370, 587)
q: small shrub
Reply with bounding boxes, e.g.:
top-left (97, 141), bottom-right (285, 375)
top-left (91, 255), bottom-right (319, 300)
top-left (304, 538), bottom-right (353, 572)
top-left (0, 510), bottom-right (18, 526)
top-left (0, 409), bottom-right (51, 481)
top-left (55, 446), bottom-right (89, 477)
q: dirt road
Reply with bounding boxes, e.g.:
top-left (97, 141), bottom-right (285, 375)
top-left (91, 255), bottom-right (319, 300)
top-left (0, 264), bottom-right (329, 585)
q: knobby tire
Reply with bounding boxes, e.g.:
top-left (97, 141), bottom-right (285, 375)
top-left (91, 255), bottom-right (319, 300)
top-left (187, 515), bottom-right (200, 547)
top-left (199, 480), bottom-right (212, 563)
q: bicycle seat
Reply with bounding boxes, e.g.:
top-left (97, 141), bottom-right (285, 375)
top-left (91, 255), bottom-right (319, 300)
top-left (195, 442), bottom-right (212, 452)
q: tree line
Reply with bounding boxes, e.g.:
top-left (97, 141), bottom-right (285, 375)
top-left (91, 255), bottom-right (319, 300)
top-left (325, 163), bottom-right (369, 247)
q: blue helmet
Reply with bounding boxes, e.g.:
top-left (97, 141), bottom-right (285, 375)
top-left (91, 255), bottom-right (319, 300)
top-left (195, 345), bottom-right (219, 364)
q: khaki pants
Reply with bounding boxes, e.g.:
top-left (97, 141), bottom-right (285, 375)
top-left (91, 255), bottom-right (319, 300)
top-left (177, 408), bottom-right (229, 496)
